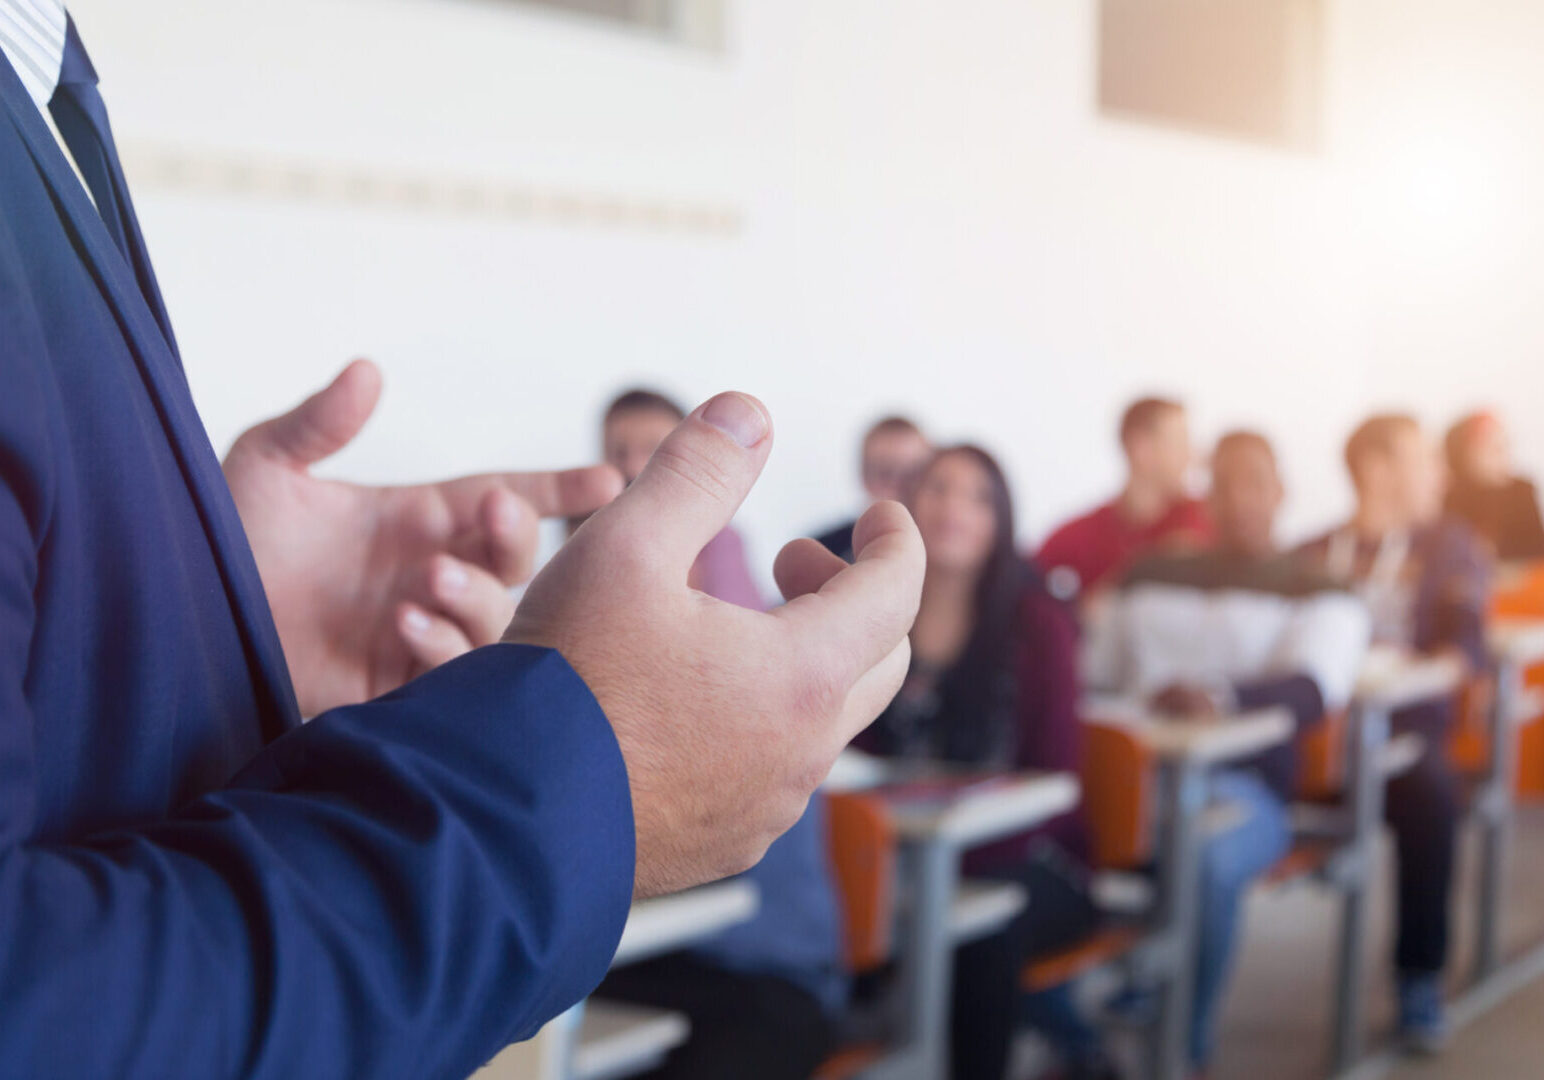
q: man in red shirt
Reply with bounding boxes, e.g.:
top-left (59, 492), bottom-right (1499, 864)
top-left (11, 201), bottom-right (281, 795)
top-left (1037, 397), bottom-right (1212, 602)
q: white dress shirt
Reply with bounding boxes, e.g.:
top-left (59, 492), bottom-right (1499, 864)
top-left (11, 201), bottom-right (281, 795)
top-left (0, 0), bottom-right (65, 111)
top-left (0, 0), bottom-right (95, 204)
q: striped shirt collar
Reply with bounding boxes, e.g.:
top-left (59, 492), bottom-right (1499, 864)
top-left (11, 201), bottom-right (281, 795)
top-left (0, 0), bottom-right (67, 111)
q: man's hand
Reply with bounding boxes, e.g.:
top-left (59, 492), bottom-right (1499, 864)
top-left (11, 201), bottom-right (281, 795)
top-left (506, 392), bottom-right (925, 898)
top-left (223, 360), bottom-right (622, 717)
top-left (1150, 683), bottom-right (1224, 722)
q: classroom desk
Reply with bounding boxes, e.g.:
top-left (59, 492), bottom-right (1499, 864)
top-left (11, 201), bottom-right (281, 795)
top-left (1474, 619), bottom-right (1544, 979)
top-left (1084, 699), bottom-right (1293, 1080)
top-left (1327, 649), bottom-right (1469, 1073)
top-left (1355, 646), bottom-right (1468, 712)
top-left (859, 769), bottom-right (1080, 1080)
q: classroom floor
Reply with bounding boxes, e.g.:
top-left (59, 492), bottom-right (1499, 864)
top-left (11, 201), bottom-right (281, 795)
top-left (1210, 803), bottom-right (1544, 1080)
top-left (1386, 971), bottom-right (1544, 1079)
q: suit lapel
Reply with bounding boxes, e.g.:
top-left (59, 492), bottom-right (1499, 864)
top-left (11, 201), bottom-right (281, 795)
top-left (1, 63), bottom-right (301, 740)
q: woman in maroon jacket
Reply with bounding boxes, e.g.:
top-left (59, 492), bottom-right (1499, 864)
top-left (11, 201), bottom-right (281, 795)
top-left (854, 446), bottom-right (1115, 1080)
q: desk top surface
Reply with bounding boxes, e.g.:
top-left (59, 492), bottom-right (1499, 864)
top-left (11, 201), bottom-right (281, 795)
top-left (1489, 618), bottom-right (1544, 667)
top-left (1082, 697), bottom-right (1295, 764)
top-left (1354, 646), bottom-right (1468, 711)
top-left (870, 769), bottom-right (1081, 847)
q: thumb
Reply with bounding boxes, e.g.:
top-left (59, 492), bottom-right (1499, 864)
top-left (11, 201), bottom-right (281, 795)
top-left (237, 359), bottom-right (383, 470)
top-left (591, 392), bottom-right (773, 578)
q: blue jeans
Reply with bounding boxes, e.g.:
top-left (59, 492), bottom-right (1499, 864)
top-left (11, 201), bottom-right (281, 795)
top-left (1190, 769), bottom-right (1291, 1067)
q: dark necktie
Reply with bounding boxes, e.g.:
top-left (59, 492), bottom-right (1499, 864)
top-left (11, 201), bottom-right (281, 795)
top-left (47, 15), bottom-right (178, 355)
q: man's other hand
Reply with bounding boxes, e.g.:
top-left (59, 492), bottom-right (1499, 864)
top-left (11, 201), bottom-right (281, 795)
top-left (224, 359), bottom-right (622, 716)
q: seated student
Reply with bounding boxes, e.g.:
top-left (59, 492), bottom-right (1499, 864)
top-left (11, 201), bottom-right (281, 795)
top-left (854, 446), bottom-right (1118, 1080)
top-left (597, 388), bottom-right (764, 608)
top-left (1084, 432), bottom-right (1372, 1076)
top-left (1444, 410), bottom-right (1544, 562)
top-left (1039, 397), bottom-right (1213, 604)
top-left (1298, 414), bottom-right (1493, 1053)
top-left (815, 415), bottom-right (932, 561)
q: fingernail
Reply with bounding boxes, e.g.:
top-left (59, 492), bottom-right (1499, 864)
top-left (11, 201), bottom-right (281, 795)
top-left (403, 608), bottom-right (431, 636)
top-left (701, 393), bottom-right (768, 449)
top-left (437, 561), bottom-right (469, 593)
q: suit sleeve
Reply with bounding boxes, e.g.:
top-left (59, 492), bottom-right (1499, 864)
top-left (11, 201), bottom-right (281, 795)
top-left (0, 633), bottom-right (635, 1079)
top-left (0, 253), bottom-right (635, 1079)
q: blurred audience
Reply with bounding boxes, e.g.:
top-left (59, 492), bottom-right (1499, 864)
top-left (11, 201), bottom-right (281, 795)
top-left (1039, 397), bottom-right (1212, 604)
top-left (1085, 431), bottom-right (1372, 1075)
top-left (570, 390), bottom-right (1533, 1074)
top-left (1297, 414), bottom-right (1493, 1053)
top-left (1444, 411), bottom-right (1544, 562)
top-left (598, 388), bottom-right (765, 609)
top-left (816, 415), bottom-right (932, 561)
top-left (853, 447), bottom-right (1117, 1080)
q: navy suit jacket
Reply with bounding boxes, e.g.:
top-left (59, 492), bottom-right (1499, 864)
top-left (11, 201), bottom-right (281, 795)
top-left (0, 50), bottom-right (633, 1079)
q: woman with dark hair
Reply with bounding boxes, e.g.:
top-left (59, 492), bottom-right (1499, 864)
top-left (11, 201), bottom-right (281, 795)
top-left (854, 446), bottom-right (1116, 1080)
top-left (1444, 411), bottom-right (1544, 562)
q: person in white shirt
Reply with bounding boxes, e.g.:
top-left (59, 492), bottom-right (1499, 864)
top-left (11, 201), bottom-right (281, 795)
top-left (1085, 431), bottom-right (1372, 1076)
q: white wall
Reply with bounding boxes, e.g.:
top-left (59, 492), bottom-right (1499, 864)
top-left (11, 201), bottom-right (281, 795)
top-left (66, 0), bottom-right (1544, 595)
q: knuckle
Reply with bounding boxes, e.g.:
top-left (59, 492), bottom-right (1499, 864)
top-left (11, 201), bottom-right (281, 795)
top-left (649, 442), bottom-right (735, 505)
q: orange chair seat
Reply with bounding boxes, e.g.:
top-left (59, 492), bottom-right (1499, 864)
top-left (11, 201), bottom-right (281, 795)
top-left (1296, 711), bottom-right (1348, 802)
top-left (1490, 562), bottom-right (1544, 799)
top-left (1019, 925), bottom-right (1145, 994)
